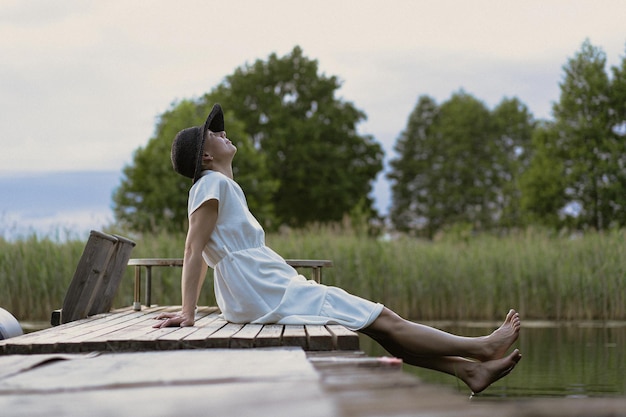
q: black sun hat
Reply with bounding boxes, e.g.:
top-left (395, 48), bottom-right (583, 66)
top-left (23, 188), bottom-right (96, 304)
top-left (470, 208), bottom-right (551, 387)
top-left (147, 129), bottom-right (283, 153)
top-left (171, 104), bottom-right (225, 183)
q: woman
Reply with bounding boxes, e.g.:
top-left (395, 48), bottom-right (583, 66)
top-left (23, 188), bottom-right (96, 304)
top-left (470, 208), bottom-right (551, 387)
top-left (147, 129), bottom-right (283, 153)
top-left (155, 104), bottom-right (522, 394)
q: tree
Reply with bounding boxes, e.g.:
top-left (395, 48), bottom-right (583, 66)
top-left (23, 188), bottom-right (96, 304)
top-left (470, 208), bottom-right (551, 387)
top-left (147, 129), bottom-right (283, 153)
top-left (387, 95), bottom-right (439, 236)
top-left (113, 46), bottom-right (382, 232)
top-left (491, 97), bottom-right (535, 227)
top-left (113, 99), bottom-right (276, 233)
top-left (551, 39), bottom-right (626, 230)
top-left (212, 46), bottom-right (384, 227)
top-left (388, 92), bottom-right (534, 238)
top-left (607, 45), bottom-right (626, 227)
top-left (519, 123), bottom-right (568, 227)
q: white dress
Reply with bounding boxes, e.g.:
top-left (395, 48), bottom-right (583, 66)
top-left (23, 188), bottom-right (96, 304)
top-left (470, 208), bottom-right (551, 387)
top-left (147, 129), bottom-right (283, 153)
top-left (188, 170), bottom-right (383, 331)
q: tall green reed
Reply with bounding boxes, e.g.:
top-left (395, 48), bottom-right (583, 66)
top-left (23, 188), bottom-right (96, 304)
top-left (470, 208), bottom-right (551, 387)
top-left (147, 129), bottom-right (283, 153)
top-left (0, 234), bottom-right (84, 321)
top-left (1, 226), bottom-right (624, 322)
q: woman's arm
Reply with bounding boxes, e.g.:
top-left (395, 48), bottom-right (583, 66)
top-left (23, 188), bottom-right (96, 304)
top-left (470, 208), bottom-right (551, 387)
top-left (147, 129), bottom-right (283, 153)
top-left (153, 199), bottom-right (218, 328)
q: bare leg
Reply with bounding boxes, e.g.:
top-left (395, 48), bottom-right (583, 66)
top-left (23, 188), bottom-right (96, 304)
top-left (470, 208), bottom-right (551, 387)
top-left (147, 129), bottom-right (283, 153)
top-left (359, 307), bottom-right (522, 393)
top-left (361, 307), bottom-right (520, 361)
top-left (369, 332), bottom-right (522, 394)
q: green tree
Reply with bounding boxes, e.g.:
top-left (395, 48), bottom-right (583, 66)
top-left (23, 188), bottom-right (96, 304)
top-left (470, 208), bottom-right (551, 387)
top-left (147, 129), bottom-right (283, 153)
top-left (388, 92), bottom-right (493, 238)
top-left (113, 46), bottom-right (381, 232)
top-left (212, 46), bottom-right (384, 227)
top-left (519, 123), bottom-right (568, 227)
top-left (113, 99), bottom-right (276, 233)
top-left (388, 92), bottom-right (534, 238)
top-left (491, 97), bottom-right (535, 227)
top-left (387, 95), bottom-right (439, 237)
top-left (607, 45), bottom-right (626, 227)
top-left (551, 39), bottom-right (626, 230)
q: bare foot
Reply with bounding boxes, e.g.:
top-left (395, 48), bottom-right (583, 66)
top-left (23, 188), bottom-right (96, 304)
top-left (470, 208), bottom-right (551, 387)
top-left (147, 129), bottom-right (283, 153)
top-left (459, 349), bottom-right (522, 394)
top-left (474, 309), bottom-right (521, 361)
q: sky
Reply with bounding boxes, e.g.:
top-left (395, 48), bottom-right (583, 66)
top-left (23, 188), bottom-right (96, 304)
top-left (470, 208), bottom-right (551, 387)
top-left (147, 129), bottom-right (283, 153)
top-left (1, 0), bottom-right (625, 239)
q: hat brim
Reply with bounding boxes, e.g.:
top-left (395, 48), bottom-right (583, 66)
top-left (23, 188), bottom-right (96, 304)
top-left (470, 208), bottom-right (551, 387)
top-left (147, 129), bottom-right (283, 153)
top-left (192, 104), bottom-right (225, 183)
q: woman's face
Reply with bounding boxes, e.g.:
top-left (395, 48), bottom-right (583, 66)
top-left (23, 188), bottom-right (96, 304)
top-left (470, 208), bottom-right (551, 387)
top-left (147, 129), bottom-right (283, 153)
top-left (203, 130), bottom-right (237, 162)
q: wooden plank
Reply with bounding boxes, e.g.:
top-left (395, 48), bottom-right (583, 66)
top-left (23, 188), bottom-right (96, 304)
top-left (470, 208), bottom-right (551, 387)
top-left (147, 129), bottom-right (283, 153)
top-left (0, 319), bottom-right (84, 352)
top-left (326, 325), bottom-right (360, 351)
top-left (229, 324), bottom-right (263, 348)
top-left (180, 318), bottom-right (229, 349)
top-left (208, 323), bottom-right (245, 348)
top-left (122, 308), bottom-right (220, 351)
top-left (60, 231), bottom-right (118, 324)
top-left (305, 325), bottom-right (334, 351)
top-left (54, 314), bottom-right (156, 353)
top-left (37, 310), bottom-right (161, 353)
top-left (0, 349), bottom-right (337, 417)
top-left (127, 258), bottom-right (183, 267)
top-left (253, 324), bottom-right (284, 348)
top-left (67, 310), bottom-right (174, 352)
top-left (285, 259), bottom-right (333, 268)
top-left (89, 234), bottom-right (136, 316)
top-left (0, 310), bottom-right (139, 354)
top-left (0, 352), bottom-right (98, 380)
top-left (155, 310), bottom-right (222, 350)
top-left (99, 308), bottom-right (181, 352)
top-left (2, 306), bottom-right (360, 354)
top-left (282, 325), bottom-right (308, 349)
top-left (307, 351), bottom-right (403, 369)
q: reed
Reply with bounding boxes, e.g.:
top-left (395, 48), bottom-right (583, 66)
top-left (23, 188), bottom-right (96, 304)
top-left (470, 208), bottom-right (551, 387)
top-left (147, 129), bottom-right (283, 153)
top-left (1, 226), bottom-right (624, 322)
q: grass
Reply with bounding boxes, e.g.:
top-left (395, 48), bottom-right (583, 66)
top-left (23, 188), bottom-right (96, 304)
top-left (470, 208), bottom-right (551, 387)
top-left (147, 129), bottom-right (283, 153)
top-left (1, 226), bottom-right (624, 322)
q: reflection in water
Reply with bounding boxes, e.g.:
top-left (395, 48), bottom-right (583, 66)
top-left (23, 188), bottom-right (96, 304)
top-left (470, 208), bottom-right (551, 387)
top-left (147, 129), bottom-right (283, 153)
top-left (359, 322), bottom-right (626, 399)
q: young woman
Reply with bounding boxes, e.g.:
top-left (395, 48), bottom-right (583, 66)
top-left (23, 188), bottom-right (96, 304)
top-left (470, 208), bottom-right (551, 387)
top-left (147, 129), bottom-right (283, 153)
top-left (155, 104), bottom-right (522, 394)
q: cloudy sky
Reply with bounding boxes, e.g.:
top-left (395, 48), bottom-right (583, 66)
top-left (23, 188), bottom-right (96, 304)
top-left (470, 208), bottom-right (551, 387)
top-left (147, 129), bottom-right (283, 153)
top-left (1, 0), bottom-right (625, 238)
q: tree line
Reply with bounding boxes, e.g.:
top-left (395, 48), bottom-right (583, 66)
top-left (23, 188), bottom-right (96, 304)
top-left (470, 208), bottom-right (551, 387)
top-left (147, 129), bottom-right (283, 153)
top-left (113, 40), bottom-right (626, 238)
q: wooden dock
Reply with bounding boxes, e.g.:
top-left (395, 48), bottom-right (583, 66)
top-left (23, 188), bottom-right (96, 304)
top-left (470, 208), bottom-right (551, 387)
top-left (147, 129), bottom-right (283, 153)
top-left (2, 308), bottom-right (626, 416)
top-left (0, 306), bottom-right (359, 355)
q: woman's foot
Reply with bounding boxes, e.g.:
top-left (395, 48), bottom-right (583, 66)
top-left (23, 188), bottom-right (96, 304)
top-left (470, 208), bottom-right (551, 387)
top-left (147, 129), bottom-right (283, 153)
top-left (474, 309), bottom-right (521, 361)
top-left (460, 349), bottom-right (522, 394)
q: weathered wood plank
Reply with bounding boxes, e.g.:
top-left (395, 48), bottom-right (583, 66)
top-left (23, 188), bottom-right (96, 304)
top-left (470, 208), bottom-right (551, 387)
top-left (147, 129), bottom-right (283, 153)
top-left (59, 231), bottom-right (118, 324)
top-left (57, 318), bottom-right (156, 353)
top-left (0, 349), bottom-right (337, 417)
top-left (209, 323), bottom-right (245, 348)
top-left (1, 306), bottom-right (361, 354)
top-left (282, 325), bottom-right (308, 349)
top-left (326, 325), bottom-right (360, 351)
top-left (155, 310), bottom-right (221, 350)
top-left (51, 307), bottom-right (170, 348)
top-left (230, 324), bottom-right (263, 348)
top-left (1, 310), bottom-right (139, 354)
top-left (254, 324), bottom-right (284, 348)
top-left (124, 307), bottom-right (219, 350)
top-left (179, 317), bottom-right (228, 347)
top-left (88, 234), bottom-right (135, 316)
top-left (305, 325), bottom-right (334, 351)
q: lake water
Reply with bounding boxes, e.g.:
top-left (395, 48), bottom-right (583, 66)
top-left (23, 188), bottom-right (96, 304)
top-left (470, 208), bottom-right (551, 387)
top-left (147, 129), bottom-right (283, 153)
top-left (359, 321), bottom-right (626, 399)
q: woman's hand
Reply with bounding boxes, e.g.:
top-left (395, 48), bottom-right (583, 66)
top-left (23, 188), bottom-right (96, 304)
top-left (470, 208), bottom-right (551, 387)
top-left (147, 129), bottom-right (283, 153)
top-left (152, 311), bottom-right (195, 328)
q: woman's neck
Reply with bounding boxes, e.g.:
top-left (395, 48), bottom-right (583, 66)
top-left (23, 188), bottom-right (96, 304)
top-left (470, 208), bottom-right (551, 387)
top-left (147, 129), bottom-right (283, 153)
top-left (208, 163), bottom-right (233, 180)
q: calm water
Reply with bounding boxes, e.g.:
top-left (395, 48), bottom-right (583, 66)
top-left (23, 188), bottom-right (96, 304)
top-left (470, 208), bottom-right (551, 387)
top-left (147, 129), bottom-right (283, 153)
top-left (360, 321), bottom-right (626, 399)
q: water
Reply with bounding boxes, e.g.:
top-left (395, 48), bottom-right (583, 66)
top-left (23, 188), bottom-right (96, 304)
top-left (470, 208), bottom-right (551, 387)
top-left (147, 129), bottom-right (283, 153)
top-left (359, 321), bottom-right (626, 399)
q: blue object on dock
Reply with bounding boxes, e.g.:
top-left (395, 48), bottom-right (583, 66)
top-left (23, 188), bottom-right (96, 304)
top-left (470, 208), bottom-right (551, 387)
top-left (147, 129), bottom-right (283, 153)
top-left (0, 307), bottom-right (23, 340)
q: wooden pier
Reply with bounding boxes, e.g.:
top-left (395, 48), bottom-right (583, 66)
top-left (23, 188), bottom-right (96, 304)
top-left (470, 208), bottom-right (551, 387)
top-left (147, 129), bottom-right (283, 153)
top-left (2, 308), bottom-right (626, 416)
top-left (0, 306), bottom-right (359, 355)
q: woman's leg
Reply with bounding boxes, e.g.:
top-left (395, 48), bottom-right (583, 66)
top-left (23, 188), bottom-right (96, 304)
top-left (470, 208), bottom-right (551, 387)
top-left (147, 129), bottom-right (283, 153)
top-left (361, 307), bottom-right (520, 361)
top-left (359, 307), bottom-right (522, 393)
top-left (364, 328), bottom-right (522, 394)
